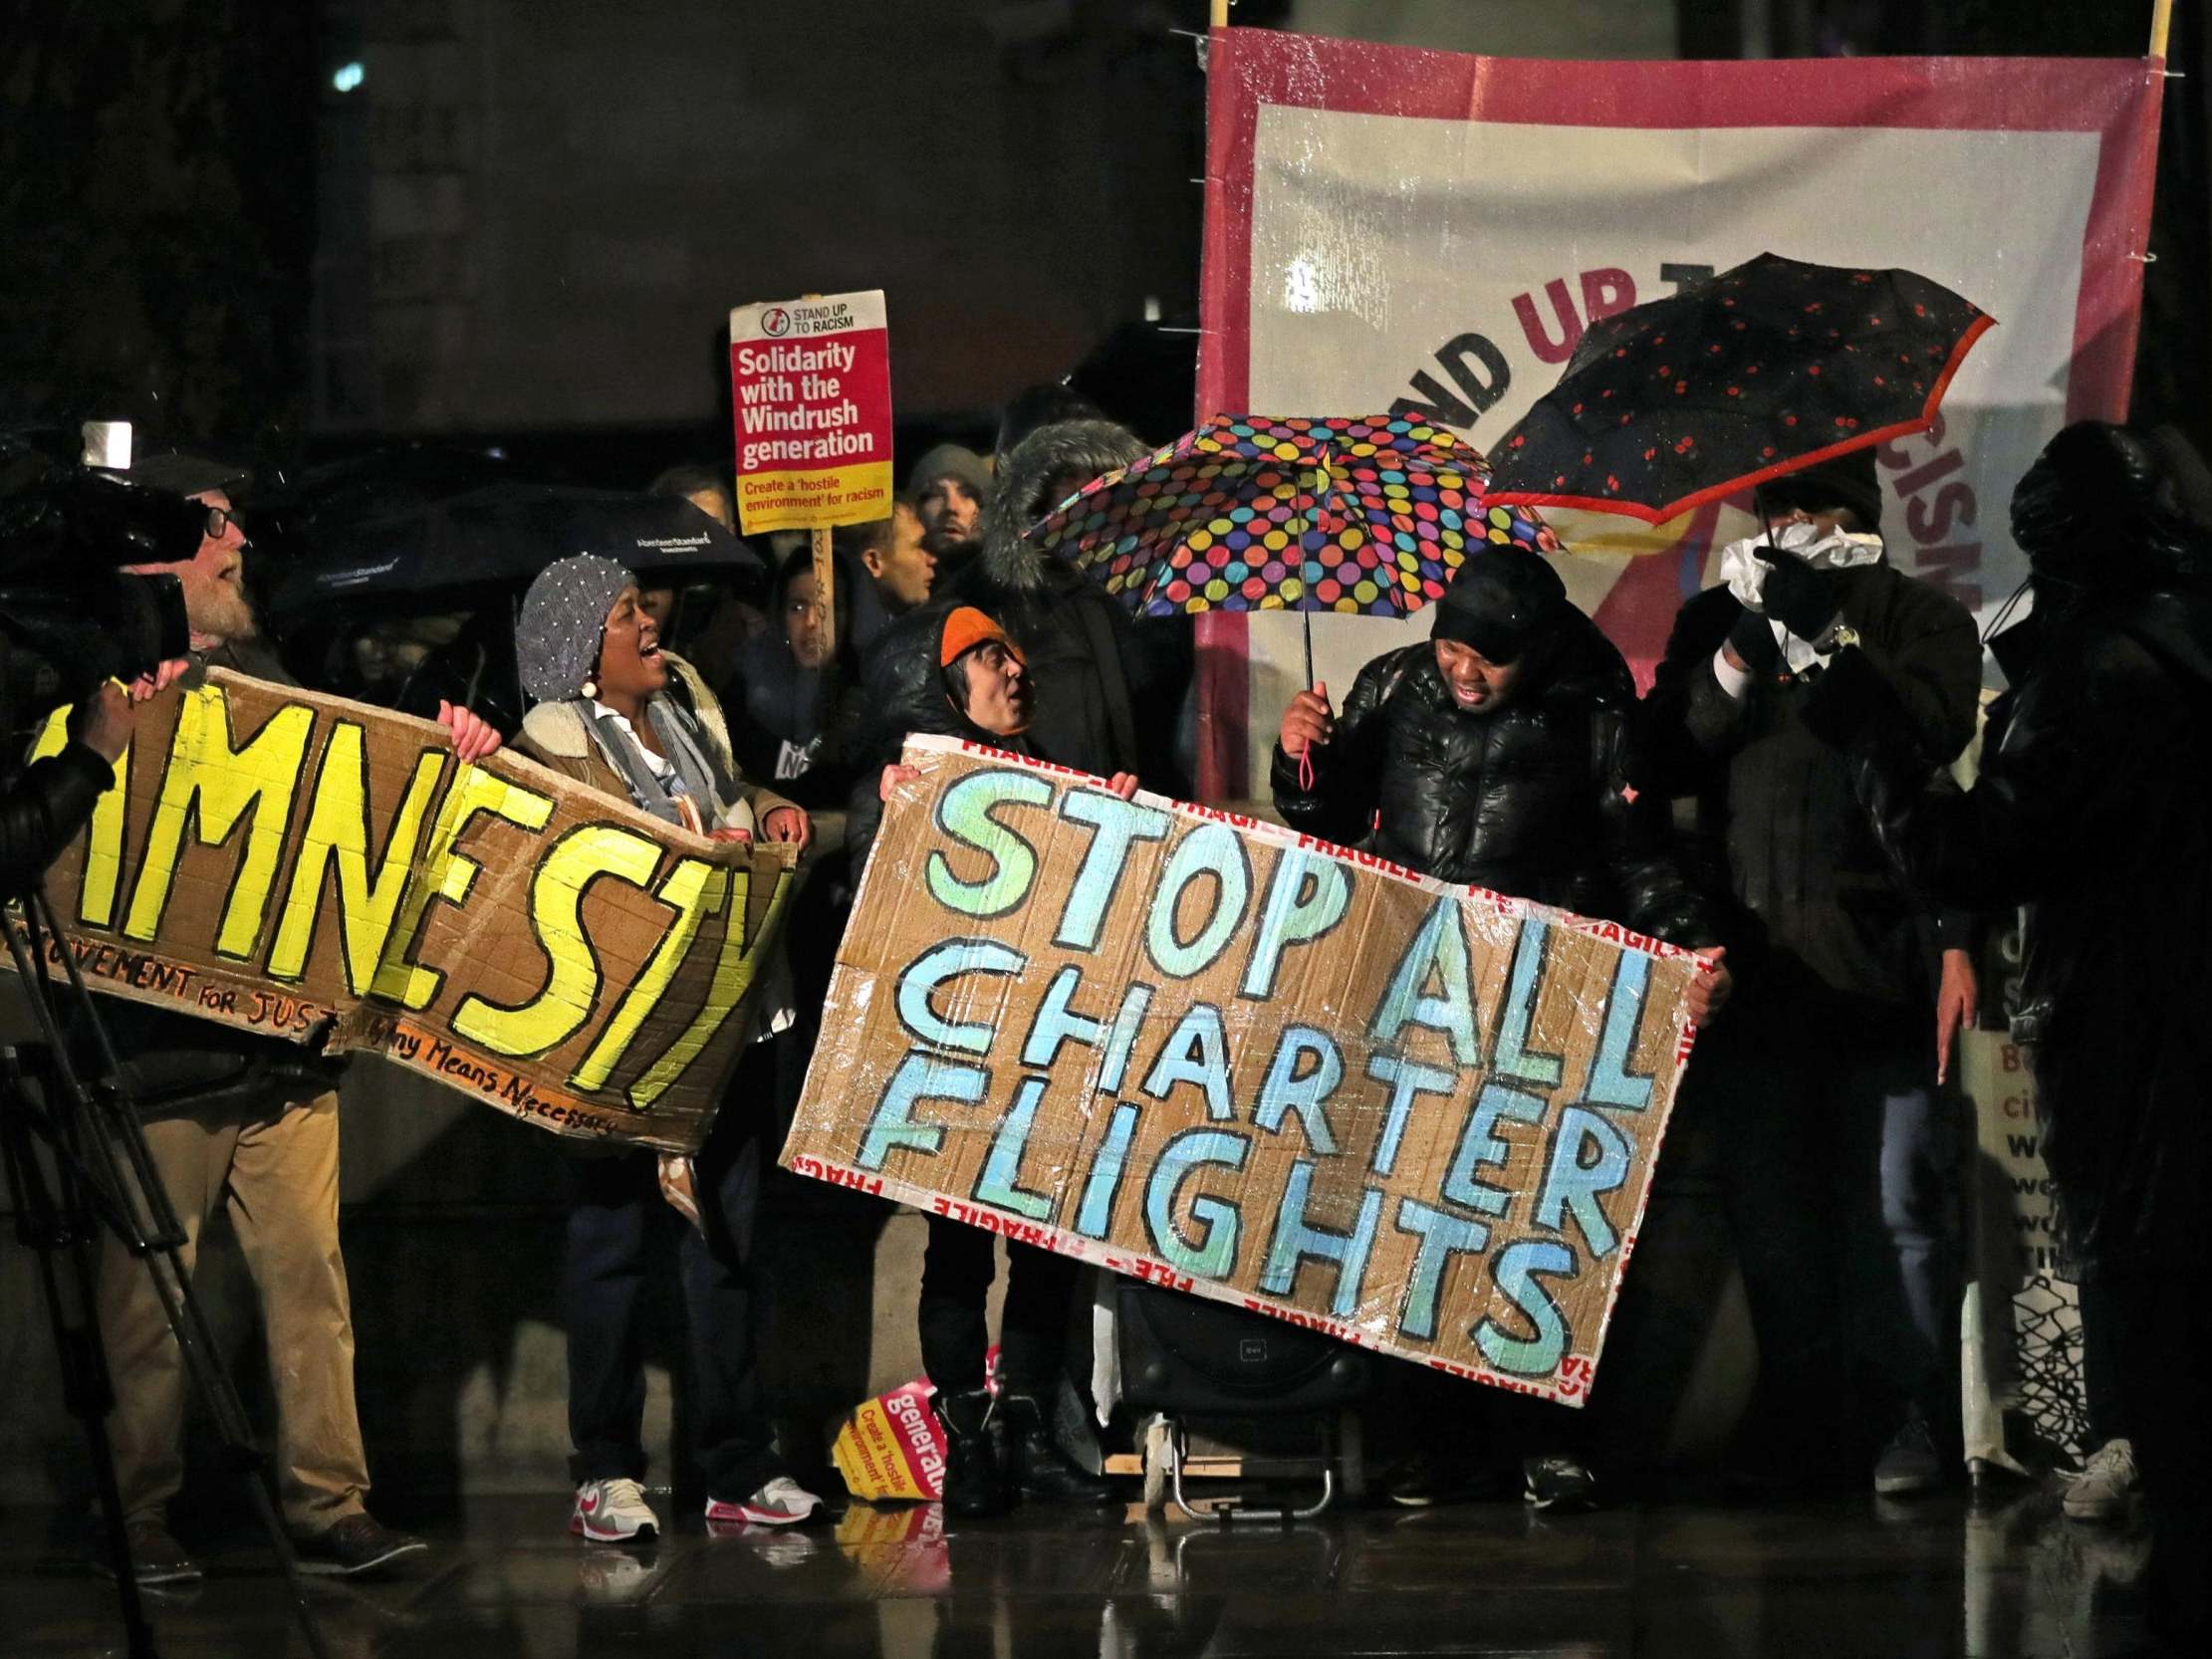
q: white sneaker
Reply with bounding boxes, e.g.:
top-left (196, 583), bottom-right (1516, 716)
top-left (703, 1476), bottom-right (822, 1529)
top-left (571, 1478), bottom-right (660, 1543)
top-left (2063, 1438), bottom-right (2139, 1523)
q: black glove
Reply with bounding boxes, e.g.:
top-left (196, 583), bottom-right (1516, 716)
top-left (1755, 549), bottom-right (1839, 640)
top-left (1726, 605), bottom-right (1782, 675)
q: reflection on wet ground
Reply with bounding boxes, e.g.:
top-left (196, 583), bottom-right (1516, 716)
top-left (0, 1483), bottom-right (2157, 1658)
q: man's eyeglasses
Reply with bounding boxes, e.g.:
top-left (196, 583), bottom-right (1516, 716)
top-left (202, 505), bottom-right (243, 540)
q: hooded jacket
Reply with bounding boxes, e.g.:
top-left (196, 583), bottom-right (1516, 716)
top-left (1270, 610), bottom-right (1714, 947)
top-left (1844, 430), bottom-right (2212, 1265)
top-left (941, 419), bottom-right (1186, 792)
top-left (843, 599), bottom-right (1034, 871)
top-left (1641, 557), bottom-right (1980, 1003)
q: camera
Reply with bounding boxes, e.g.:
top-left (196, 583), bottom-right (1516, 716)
top-left (0, 422), bottom-right (197, 721)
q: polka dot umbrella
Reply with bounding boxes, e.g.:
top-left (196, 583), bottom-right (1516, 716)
top-left (1027, 412), bottom-right (1555, 680)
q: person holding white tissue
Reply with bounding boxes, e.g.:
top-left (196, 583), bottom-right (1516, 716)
top-left (1641, 448), bottom-right (1983, 1499)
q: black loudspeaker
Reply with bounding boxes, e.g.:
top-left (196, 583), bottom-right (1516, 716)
top-left (1115, 1279), bottom-right (1372, 1417)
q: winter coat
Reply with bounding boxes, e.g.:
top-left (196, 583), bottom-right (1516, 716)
top-left (1270, 616), bottom-right (1715, 947)
top-left (1641, 560), bottom-right (1980, 1003)
top-left (941, 419), bottom-right (1188, 794)
top-left (515, 651), bottom-right (797, 832)
top-left (1850, 573), bottom-right (2212, 1266)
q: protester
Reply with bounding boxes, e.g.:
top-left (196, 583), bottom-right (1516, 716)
top-left (512, 553), bottom-right (822, 1540)
top-left (944, 417), bottom-right (1183, 791)
top-left (834, 497), bottom-right (935, 621)
top-left (719, 544), bottom-right (871, 809)
top-left (1275, 544), bottom-right (1727, 1511)
top-left (90, 454), bottom-right (489, 1582)
top-left (850, 602), bottom-right (1128, 1518)
top-left (1823, 422), bottom-right (2209, 1645)
top-left (1640, 448), bottom-right (1980, 1497)
top-left (907, 443), bottom-right (991, 584)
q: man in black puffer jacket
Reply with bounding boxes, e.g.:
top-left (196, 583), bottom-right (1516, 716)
top-left (1274, 544), bottom-right (1728, 1511)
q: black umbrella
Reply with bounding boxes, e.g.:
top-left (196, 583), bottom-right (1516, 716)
top-left (267, 481), bottom-right (764, 619)
top-left (1486, 252), bottom-right (1994, 523)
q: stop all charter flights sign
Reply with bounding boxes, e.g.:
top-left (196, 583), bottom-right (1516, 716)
top-left (784, 736), bottom-right (1706, 1402)
top-left (728, 289), bottom-right (892, 535)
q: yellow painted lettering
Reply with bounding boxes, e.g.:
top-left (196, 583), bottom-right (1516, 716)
top-left (450, 824), bottom-right (662, 1058)
top-left (370, 764), bottom-right (556, 1010)
top-left (267, 724), bottom-right (448, 993)
top-left (625, 860), bottom-right (795, 1109)
top-left (568, 856), bottom-right (721, 1093)
top-left (123, 687), bottom-right (313, 958)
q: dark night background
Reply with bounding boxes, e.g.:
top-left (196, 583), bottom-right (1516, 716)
top-left (2, 0), bottom-right (2201, 485)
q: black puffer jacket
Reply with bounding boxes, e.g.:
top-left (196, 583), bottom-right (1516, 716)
top-left (943, 419), bottom-right (1189, 795)
top-left (1641, 560), bottom-right (1979, 1002)
top-left (1270, 616), bottom-right (1714, 945)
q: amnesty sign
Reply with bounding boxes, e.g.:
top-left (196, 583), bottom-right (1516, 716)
top-left (14, 670), bottom-right (794, 1154)
top-left (784, 736), bottom-right (1705, 1401)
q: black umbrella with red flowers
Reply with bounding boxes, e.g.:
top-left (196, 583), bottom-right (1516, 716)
top-left (1485, 252), bottom-right (1994, 524)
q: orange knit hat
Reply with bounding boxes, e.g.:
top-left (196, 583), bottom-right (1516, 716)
top-left (938, 605), bottom-right (1024, 668)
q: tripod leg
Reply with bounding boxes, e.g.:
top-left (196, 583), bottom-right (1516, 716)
top-left (4, 1107), bottom-right (162, 1659)
top-left (3, 908), bottom-right (334, 1659)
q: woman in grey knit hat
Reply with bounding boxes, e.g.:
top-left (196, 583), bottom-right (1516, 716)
top-left (513, 553), bottom-right (823, 1540)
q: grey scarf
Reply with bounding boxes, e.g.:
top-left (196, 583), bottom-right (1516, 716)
top-left (580, 696), bottom-right (736, 828)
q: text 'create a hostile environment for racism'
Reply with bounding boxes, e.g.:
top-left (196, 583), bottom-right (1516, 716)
top-left (14, 670), bottom-right (795, 1154)
top-left (783, 736), bottom-right (1704, 1402)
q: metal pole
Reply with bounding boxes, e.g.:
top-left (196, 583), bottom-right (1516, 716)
top-left (1210, 0), bottom-right (1229, 29)
top-left (2151, 0), bottom-right (2174, 59)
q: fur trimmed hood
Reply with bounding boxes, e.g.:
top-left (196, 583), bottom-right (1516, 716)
top-left (979, 418), bottom-right (1148, 592)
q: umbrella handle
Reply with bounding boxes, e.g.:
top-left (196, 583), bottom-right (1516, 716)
top-left (1299, 611), bottom-right (1318, 791)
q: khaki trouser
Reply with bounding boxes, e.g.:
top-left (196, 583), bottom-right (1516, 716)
top-left (96, 1091), bottom-right (370, 1533)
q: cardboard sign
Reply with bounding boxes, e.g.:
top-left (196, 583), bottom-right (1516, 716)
top-left (783, 737), bottom-right (1703, 1403)
top-left (728, 289), bottom-right (893, 535)
top-left (15, 670), bottom-right (794, 1154)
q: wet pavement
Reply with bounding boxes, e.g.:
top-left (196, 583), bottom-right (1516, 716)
top-left (0, 1484), bottom-right (2157, 1658)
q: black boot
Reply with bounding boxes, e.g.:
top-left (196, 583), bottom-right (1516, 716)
top-left (932, 1389), bottom-right (1010, 1518)
top-left (999, 1392), bottom-right (1113, 1505)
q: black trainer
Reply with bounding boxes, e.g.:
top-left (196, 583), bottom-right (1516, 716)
top-left (932, 1389), bottom-right (1011, 1519)
top-left (1523, 1454), bottom-right (1600, 1513)
top-left (293, 1513), bottom-right (429, 1576)
top-left (998, 1393), bottom-right (1113, 1506)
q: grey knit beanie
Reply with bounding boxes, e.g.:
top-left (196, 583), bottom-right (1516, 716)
top-left (517, 554), bottom-right (636, 703)
top-left (906, 442), bottom-right (992, 502)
